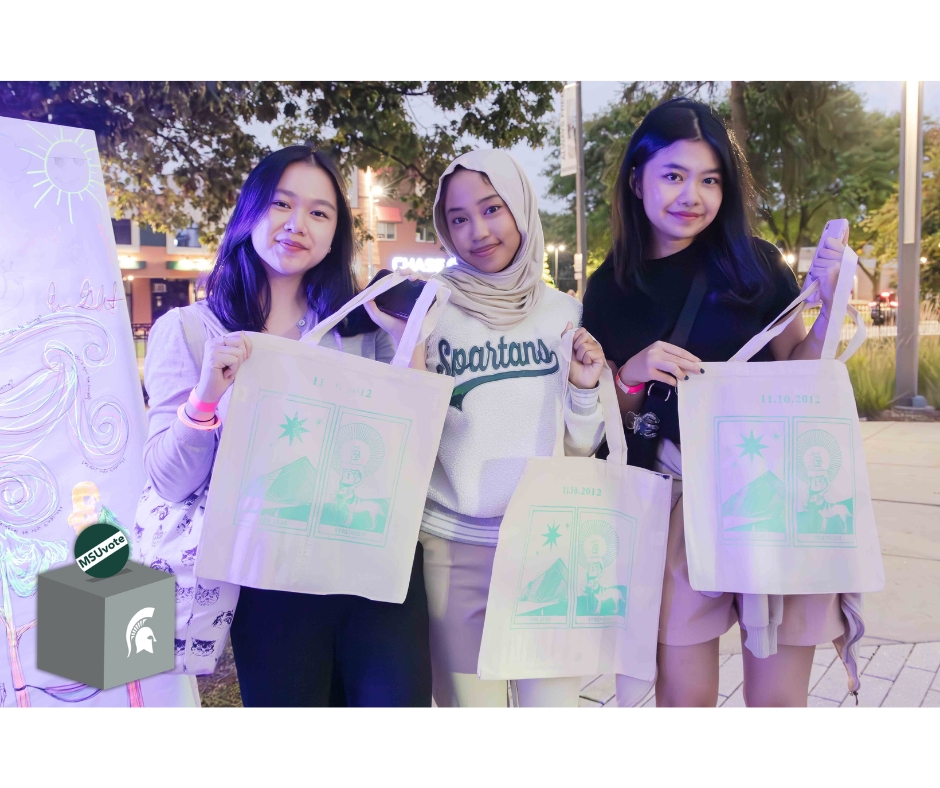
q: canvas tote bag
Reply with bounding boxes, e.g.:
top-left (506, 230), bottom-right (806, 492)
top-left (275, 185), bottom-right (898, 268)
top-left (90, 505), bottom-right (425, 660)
top-left (678, 245), bottom-right (884, 595)
top-left (195, 274), bottom-right (454, 603)
top-left (477, 332), bottom-right (672, 693)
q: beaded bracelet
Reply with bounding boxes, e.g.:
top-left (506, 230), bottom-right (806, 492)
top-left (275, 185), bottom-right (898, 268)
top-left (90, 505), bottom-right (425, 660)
top-left (177, 403), bottom-right (221, 431)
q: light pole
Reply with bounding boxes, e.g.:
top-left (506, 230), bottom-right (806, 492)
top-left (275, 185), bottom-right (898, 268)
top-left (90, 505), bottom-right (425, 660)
top-left (896, 81), bottom-right (925, 408)
top-left (365, 168), bottom-right (383, 280)
top-left (546, 243), bottom-right (566, 287)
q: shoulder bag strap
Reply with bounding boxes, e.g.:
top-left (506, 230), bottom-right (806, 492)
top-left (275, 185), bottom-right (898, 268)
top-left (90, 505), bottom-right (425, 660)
top-left (667, 267), bottom-right (709, 347)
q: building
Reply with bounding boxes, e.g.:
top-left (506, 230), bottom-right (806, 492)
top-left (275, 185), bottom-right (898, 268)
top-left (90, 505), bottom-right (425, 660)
top-left (347, 167), bottom-right (453, 286)
top-left (115, 167), bottom-right (451, 338)
top-left (114, 219), bottom-right (214, 333)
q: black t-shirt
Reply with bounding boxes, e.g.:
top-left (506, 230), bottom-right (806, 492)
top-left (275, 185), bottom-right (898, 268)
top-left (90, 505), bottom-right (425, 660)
top-left (583, 237), bottom-right (800, 368)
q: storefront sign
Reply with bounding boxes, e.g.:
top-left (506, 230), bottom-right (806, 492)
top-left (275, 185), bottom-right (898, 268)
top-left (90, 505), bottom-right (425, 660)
top-left (391, 256), bottom-right (457, 273)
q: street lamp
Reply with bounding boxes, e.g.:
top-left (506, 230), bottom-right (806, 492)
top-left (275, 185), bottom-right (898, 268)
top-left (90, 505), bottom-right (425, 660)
top-left (546, 243), bottom-right (566, 286)
top-left (365, 169), bottom-right (384, 279)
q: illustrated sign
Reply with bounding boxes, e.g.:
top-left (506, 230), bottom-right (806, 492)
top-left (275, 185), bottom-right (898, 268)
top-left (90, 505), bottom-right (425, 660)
top-left (0, 116), bottom-right (196, 706)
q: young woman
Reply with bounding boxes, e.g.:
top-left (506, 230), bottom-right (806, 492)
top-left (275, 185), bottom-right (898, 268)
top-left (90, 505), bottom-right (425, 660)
top-left (142, 146), bottom-right (431, 707)
top-left (419, 149), bottom-right (608, 707)
top-left (582, 98), bottom-right (856, 707)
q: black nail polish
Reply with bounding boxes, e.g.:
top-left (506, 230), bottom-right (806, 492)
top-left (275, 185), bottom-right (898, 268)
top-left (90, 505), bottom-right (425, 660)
top-left (700, 368), bottom-right (705, 374)
top-left (684, 375), bottom-right (689, 381)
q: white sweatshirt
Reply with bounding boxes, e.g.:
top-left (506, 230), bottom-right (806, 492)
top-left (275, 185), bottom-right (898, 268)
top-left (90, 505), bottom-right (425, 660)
top-left (421, 287), bottom-right (606, 546)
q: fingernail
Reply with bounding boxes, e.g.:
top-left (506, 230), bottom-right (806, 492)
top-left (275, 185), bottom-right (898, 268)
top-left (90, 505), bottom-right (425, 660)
top-left (700, 368), bottom-right (705, 374)
top-left (684, 375), bottom-right (689, 381)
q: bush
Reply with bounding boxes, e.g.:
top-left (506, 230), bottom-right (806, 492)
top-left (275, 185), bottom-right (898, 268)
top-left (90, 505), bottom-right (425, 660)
top-left (845, 335), bottom-right (940, 416)
top-left (846, 339), bottom-right (897, 417)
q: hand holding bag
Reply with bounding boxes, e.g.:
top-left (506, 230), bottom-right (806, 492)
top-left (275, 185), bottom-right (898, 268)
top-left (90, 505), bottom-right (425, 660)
top-left (477, 331), bottom-right (672, 699)
top-left (195, 274), bottom-right (454, 603)
top-left (678, 243), bottom-right (884, 595)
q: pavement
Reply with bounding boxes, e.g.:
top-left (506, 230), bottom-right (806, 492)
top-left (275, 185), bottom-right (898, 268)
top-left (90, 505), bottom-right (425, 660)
top-left (580, 420), bottom-right (940, 708)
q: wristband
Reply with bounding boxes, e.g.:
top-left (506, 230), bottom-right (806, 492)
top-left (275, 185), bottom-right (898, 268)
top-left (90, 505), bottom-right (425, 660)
top-left (188, 389), bottom-right (220, 414)
top-left (178, 403), bottom-right (222, 431)
top-left (615, 367), bottom-right (645, 395)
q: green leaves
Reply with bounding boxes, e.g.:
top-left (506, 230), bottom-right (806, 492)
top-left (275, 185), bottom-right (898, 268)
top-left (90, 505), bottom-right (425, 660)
top-left (0, 81), bottom-right (560, 248)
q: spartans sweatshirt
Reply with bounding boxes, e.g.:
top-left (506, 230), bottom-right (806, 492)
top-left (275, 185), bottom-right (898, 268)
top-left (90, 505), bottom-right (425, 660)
top-left (421, 287), bottom-right (606, 546)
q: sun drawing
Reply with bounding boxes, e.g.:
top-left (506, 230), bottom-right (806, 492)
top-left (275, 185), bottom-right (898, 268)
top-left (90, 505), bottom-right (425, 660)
top-left (21, 124), bottom-right (104, 223)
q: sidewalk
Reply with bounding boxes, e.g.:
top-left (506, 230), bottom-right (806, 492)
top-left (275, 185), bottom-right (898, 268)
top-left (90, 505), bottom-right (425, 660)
top-left (581, 421), bottom-right (940, 708)
top-left (198, 422), bottom-right (940, 707)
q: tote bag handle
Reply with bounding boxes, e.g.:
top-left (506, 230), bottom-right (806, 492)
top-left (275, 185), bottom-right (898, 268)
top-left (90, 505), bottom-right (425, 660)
top-left (552, 329), bottom-right (630, 471)
top-left (729, 245), bottom-right (866, 364)
top-left (303, 272), bottom-right (450, 368)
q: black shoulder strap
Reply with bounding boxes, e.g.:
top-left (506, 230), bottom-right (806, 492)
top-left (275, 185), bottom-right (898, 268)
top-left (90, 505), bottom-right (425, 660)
top-left (667, 267), bottom-right (708, 347)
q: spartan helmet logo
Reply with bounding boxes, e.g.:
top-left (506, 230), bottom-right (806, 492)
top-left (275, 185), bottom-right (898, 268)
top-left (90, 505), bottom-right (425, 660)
top-left (126, 607), bottom-right (157, 658)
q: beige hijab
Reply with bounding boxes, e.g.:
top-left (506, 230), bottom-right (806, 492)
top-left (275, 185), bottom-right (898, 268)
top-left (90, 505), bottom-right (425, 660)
top-left (432, 149), bottom-right (545, 329)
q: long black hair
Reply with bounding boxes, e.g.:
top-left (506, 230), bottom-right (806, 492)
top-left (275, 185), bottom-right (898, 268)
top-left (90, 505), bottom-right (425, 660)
top-left (204, 145), bottom-right (372, 335)
top-left (610, 97), bottom-right (772, 303)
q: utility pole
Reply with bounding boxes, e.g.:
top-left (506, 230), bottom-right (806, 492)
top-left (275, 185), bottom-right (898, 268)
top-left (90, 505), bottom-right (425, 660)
top-left (895, 81), bottom-right (925, 408)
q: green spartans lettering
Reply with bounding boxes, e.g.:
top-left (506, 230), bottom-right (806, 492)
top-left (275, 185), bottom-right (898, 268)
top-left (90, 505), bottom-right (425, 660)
top-left (436, 335), bottom-right (560, 410)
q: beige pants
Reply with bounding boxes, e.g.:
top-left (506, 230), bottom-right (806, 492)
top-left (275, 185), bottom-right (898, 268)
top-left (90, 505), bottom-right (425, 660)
top-left (419, 531), bottom-right (581, 707)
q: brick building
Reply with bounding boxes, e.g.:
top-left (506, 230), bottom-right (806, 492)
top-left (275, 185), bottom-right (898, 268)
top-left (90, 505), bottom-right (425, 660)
top-left (116, 167), bottom-right (450, 334)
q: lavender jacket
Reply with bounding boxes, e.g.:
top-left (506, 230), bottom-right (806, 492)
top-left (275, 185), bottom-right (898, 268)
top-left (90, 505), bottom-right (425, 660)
top-left (143, 301), bottom-right (395, 503)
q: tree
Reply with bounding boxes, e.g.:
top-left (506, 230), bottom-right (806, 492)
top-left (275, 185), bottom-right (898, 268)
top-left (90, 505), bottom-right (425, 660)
top-left (541, 82), bottom-right (899, 275)
top-left (730, 82), bottom-right (899, 253)
top-left (860, 124), bottom-right (940, 296)
top-left (541, 82), bottom-right (719, 276)
top-left (0, 81), bottom-right (560, 247)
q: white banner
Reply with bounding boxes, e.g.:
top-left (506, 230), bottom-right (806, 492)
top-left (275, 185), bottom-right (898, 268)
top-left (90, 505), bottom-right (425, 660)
top-left (560, 84), bottom-right (578, 177)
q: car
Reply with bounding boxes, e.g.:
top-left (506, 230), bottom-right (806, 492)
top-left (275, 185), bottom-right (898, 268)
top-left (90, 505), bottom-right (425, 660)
top-left (869, 291), bottom-right (898, 326)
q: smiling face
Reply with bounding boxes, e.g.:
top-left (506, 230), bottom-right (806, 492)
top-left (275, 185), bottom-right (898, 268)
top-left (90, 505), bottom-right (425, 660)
top-left (249, 160), bottom-right (339, 279)
top-left (46, 140), bottom-right (90, 191)
top-left (636, 139), bottom-right (723, 258)
top-left (443, 168), bottom-right (522, 273)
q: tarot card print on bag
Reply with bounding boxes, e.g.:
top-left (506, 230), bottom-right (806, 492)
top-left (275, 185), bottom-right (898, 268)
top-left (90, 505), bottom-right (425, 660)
top-left (716, 417), bottom-right (789, 545)
top-left (236, 390), bottom-right (335, 536)
top-left (512, 507), bottom-right (573, 628)
top-left (574, 509), bottom-right (634, 628)
top-left (315, 408), bottom-right (411, 547)
top-left (794, 418), bottom-right (856, 547)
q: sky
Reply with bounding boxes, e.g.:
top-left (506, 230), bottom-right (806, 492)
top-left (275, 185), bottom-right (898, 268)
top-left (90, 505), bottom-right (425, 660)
top-left (246, 81), bottom-right (940, 214)
top-left (515, 81), bottom-right (940, 213)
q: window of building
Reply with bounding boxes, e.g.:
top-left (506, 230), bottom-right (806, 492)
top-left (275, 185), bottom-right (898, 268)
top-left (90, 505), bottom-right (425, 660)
top-left (140, 224), bottom-right (167, 246)
top-left (112, 219), bottom-right (133, 246)
top-left (415, 224), bottom-right (437, 244)
top-left (376, 221), bottom-right (397, 241)
top-left (174, 226), bottom-right (202, 249)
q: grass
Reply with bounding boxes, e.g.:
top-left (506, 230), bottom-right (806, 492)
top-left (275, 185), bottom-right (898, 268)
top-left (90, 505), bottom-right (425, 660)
top-left (846, 336), bottom-right (940, 417)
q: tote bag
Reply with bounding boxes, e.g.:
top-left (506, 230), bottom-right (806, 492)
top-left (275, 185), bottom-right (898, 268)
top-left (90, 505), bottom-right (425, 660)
top-left (678, 246), bottom-right (884, 595)
top-left (477, 332), bottom-right (672, 694)
top-left (195, 274), bottom-right (454, 603)
top-left (134, 303), bottom-right (240, 675)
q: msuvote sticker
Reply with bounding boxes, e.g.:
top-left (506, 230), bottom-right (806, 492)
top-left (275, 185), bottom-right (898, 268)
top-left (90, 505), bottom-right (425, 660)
top-left (74, 521), bottom-right (130, 578)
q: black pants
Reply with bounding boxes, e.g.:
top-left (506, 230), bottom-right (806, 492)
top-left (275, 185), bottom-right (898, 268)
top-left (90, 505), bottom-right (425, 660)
top-left (230, 544), bottom-right (431, 707)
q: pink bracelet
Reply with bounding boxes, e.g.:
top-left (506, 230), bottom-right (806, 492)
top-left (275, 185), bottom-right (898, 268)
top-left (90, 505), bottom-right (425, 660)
top-left (177, 403), bottom-right (221, 431)
top-left (188, 389), bottom-right (220, 413)
top-left (615, 368), bottom-right (645, 395)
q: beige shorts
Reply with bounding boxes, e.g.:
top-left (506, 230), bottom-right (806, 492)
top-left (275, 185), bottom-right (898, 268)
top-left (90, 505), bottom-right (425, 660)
top-left (659, 480), bottom-right (846, 647)
top-left (418, 530), bottom-right (497, 676)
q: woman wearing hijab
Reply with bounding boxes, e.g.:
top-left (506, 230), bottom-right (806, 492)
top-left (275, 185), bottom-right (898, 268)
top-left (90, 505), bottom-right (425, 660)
top-left (416, 149), bottom-right (608, 707)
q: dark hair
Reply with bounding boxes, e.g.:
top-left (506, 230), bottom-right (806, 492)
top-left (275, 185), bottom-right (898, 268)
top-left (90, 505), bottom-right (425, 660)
top-left (610, 97), bottom-right (772, 303)
top-left (204, 145), bottom-right (372, 335)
